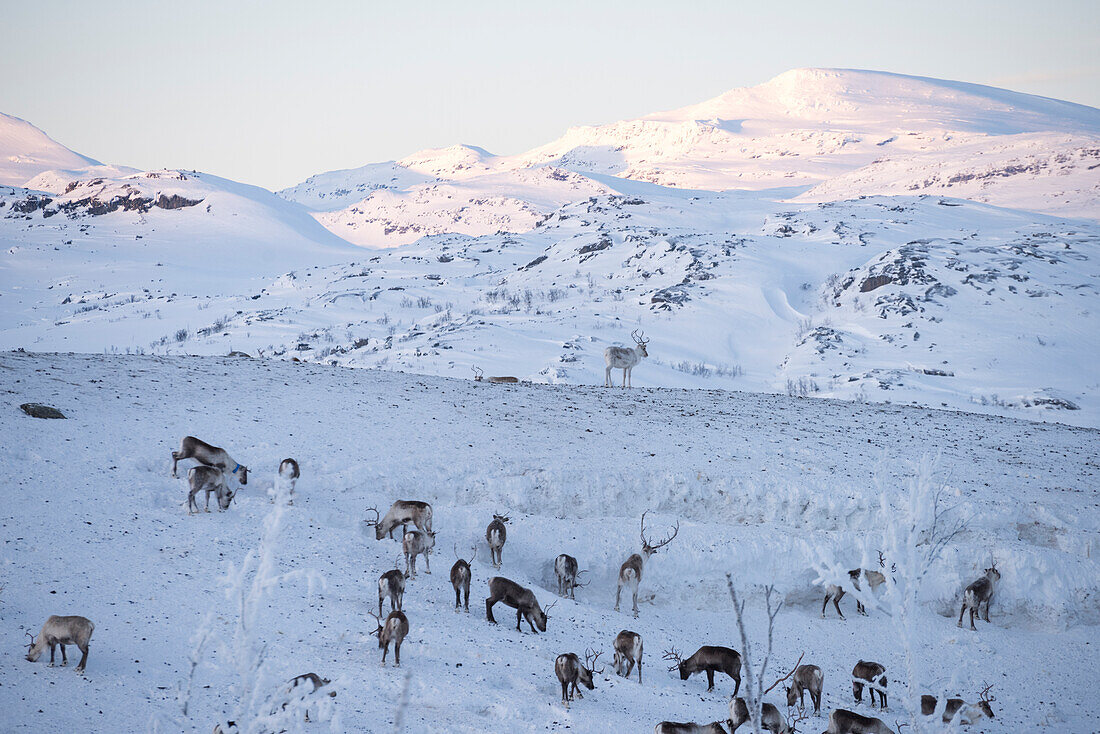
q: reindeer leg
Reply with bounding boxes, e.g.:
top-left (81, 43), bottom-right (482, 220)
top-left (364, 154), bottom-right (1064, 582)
top-left (621, 367), bottom-right (627, 388)
top-left (76, 643), bottom-right (88, 674)
top-left (516, 609), bottom-right (523, 632)
top-left (424, 552), bottom-right (430, 575)
top-left (561, 679), bottom-right (569, 703)
top-left (48, 643), bottom-right (56, 666)
top-left (705, 669), bottom-right (715, 691)
top-left (631, 587), bottom-right (639, 618)
top-left (732, 673), bottom-right (740, 697)
top-left (969, 606), bottom-right (977, 631)
top-left (454, 586), bottom-right (461, 611)
top-left (59, 644), bottom-right (67, 666)
top-left (394, 640), bottom-right (401, 667)
top-left (957, 602), bottom-right (966, 627)
top-left (486, 598), bottom-right (497, 624)
top-left (983, 598), bottom-right (991, 623)
top-left (463, 585), bottom-right (470, 612)
top-left (614, 583), bottom-right (621, 612)
top-left (605, 365), bottom-right (612, 387)
top-left (853, 681), bottom-right (862, 703)
top-left (833, 589), bottom-right (846, 619)
top-left (821, 593), bottom-right (829, 618)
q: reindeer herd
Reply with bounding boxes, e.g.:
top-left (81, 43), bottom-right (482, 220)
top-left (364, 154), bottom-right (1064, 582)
top-left (19, 433), bottom-right (1004, 734)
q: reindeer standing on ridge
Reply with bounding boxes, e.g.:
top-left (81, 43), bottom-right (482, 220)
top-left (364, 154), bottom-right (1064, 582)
top-left (615, 510), bottom-right (678, 617)
top-left (604, 329), bottom-right (649, 387)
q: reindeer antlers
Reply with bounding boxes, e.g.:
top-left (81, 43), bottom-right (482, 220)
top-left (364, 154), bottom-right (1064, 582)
top-left (641, 510), bottom-right (679, 551)
top-left (472, 366), bottom-right (484, 380)
top-left (584, 648), bottom-right (605, 674)
top-left (662, 647), bottom-right (683, 671)
top-left (24, 630), bottom-right (36, 654)
top-left (630, 329), bottom-right (649, 346)
top-left (364, 507), bottom-right (380, 526)
top-left (979, 683), bottom-right (996, 703)
top-left (452, 542), bottom-right (476, 564)
top-left (543, 599), bottom-right (558, 617)
top-left (574, 569), bottom-right (591, 588)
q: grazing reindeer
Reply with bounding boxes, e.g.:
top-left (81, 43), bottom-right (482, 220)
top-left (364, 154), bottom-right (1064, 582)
top-left (822, 558), bottom-right (888, 619)
top-left (728, 698), bottom-right (790, 733)
top-left (554, 649), bottom-right (603, 706)
top-left (554, 553), bottom-right (585, 598)
top-left (187, 465), bottom-right (234, 514)
top-left (450, 544), bottom-right (475, 612)
top-left (378, 560), bottom-right (406, 617)
top-left (486, 514), bottom-right (509, 568)
top-left (824, 709), bottom-right (896, 734)
top-left (616, 510), bottom-right (678, 617)
top-left (277, 458), bottom-right (300, 503)
top-left (370, 610), bottom-right (409, 666)
top-left (402, 529), bottom-right (436, 577)
top-left (958, 562), bottom-right (1001, 630)
top-left (656, 722), bottom-right (729, 734)
top-left (921, 684), bottom-right (996, 724)
top-left (365, 500), bottom-right (433, 540)
top-left (604, 329), bottom-right (649, 387)
top-left (664, 646), bottom-right (742, 694)
top-left (171, 436), bottom-right (248, 485)
top-left (25, 615), bottom-right (95, 673)
top-left (852, 660), bottom-right (888, 708)
top-left (279, 673), bottom-right (336, 722)
top-left (785, 664), bottom-right (824, 714)
top-left (613, 629), bottom-right (644, 683)
top-left (472, 367), bottom-right (519, 383)
top-left (486, 576), bottom-right (555, 633)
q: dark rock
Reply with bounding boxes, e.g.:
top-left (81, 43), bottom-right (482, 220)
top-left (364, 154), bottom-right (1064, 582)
top-left (20, 403), bottom-right (66, 419)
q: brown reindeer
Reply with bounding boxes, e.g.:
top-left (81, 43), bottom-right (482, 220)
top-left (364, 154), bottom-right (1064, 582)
top-left (485, 577), bottom-right (555, 633)
top-left (852, 660), bottom-right (888, 708)
top-left (921, 684), bottom-right (996, 724)
top-left (554, 649), bottom-right (603, 706)
top-left (616, 510), bottom-right (678, 618)
top-left (486, 514), bottom-right (508, 568)
top-left (958, 563), bottom-right (1000, 630)
top-left (171, 436), bottom-right (248, 485)
top-left (365, 501), bottom-right (433, 540)
top-left (377, 560), bottom-right (406, 617)
top-left (25, 615), bottom-right (95, 674)
top-left (727, 698), bottom-right (789, 734)
top-left (613, 630), bottom-right (644, 683)
top-left (656, 723), bottom-right (728, 734)
top-left (402, 529), bottom-right (436, 577)
top-left (822, 558), bottom-right (887, 619)
top-left (785, 664), bottom-right (824, 714)
top-left (187, 465), bottom-right (235, 514)
top-left (370, 610), bottom-right (409, 666)
top-left (824, 709), bottom-right (896, 734)
top-left (450, 544), bottom-right (475, 613)
top-left (664, 646), bottom-right (742, 694)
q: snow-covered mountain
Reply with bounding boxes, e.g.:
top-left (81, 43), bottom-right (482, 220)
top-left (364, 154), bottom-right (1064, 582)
top-left (0, 111), bottom-right (102, 186)
top-left (2, 68), bottom-right (1098, 427)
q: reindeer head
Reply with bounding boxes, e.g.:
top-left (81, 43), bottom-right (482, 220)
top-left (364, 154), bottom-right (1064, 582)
top-left (631, 329), bottom-right (650, 357)
top-left (640, 510), bottom-right (679, 558)
top-left (533, 599), bottom-right (556, 632)
top-left (238, 466), bottom-right (248, 485)
top-left (493, 513), bottom-right (510, 523)
top-left (977, 683), bottom-right (997, 719)
top-left (472, 366), bottom-right (484, 382)
top-left (663, 647), bottom-right (688, 679)
top-left (579, 648), bottom-right (604, 689)
top-left (24, 630), bottom-right (40, 662)
top-left (364, 507), bottom-right (385, 540)
top-left (985, 558), bottom-right (1001, 583)
top-left (218, 486), bottom-right (236, 511)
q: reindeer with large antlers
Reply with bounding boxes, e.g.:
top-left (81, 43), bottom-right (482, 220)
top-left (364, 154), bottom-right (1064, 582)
top-left (921, 684), bottom-right (996, 724)
top-left (604, 329), bottom-right (649, 387)
top-left (364, 501), bottom-right (433, 541)
top-left (554, 648), bottom-right (604, 706)
top-left (615, 510), bottom-right (678, 618)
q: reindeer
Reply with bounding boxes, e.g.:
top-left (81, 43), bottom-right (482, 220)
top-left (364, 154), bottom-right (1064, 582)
top-left (370, 610), bottom-right (409, 666)
top-left (171, 436), bottom-right (248, 485)
top-left (486, 514), bottom-right (508, 568)
top-left (365, 500), bottom-right (433, 540)
top-left (450, 544), bottom-right (475, 612)
top-left (555, 553), bottom-right (587, 598)
top-left (656, 723), bottom-right (729, 734)
top-left (664, 646), bottom-right (742, 694)
top-left (187, 465), bottom-right (235, 514)
top-left (277, 458), bottom-right (300, 504)
top-left (472, 367), bottom-right (519, 384)
top-left (785, 664), bottom-right (824, 714)
top-left (486, 576), bottom-right (555, 633)
top-left (728, 698), bottom-right (790, 734)
top-left (958, 562), bottom-right (1000, 630)
top-left (921, 685), bottom-right (996, 724)
top-left (402, 529), bottom-right (436, 577)
top-left (822, 554), bottom-right (888, 619)
top-left (554, 649), bottom-right (603, 706)
top-left (25, 615), bottom-right (95, 674)
top-left (278, 673), bottom-right (336, 723)
top-left (615, 510), bottom-right (678, 617)
top-left (378, 560), bottom-right (406, 617)
top-left (852, 660), bottom-right (887, 709)
top-left (604, 329), bottom-right (649, 387)
top-left (613, 629), bottom-right (644, 683)
top-left (824, 709), bottom-right (896, 734)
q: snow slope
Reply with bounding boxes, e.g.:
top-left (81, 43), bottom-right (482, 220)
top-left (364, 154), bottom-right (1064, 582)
top-left (0, 112), bottom-right (101, 187)
top-left (1, 352), bottom-right (1097, 733)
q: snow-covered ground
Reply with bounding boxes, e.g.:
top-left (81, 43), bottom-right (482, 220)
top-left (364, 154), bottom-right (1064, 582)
top-left (1, 352), bottom-right (1097, 732)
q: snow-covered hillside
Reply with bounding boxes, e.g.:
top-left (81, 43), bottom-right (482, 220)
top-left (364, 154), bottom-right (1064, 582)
top-left (0, 112), bottom-right (101, 187)
top-left (1, 67), bottom-right (1097, 429)
top-left (2, 352), bottom-right (1097, 733)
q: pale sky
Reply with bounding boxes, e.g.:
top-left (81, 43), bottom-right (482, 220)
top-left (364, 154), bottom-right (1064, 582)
top-left (3, 0), bottom-right (1098, 190)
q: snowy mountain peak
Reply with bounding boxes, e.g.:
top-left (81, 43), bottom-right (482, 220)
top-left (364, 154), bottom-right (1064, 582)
top-left (0, 111), bottom-right (100, 187)
top-left (397, 143), bottom-right (497, 178)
